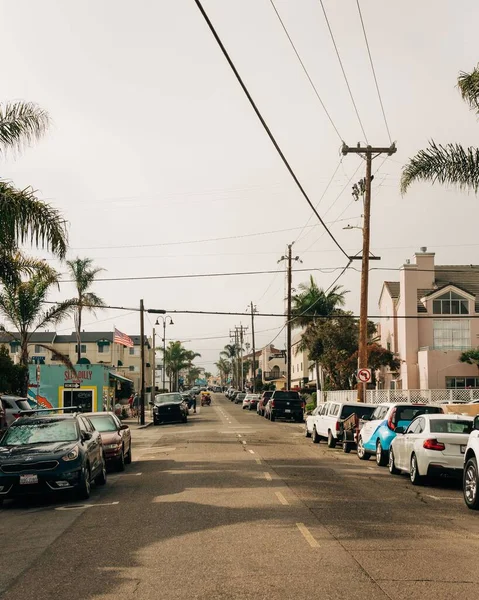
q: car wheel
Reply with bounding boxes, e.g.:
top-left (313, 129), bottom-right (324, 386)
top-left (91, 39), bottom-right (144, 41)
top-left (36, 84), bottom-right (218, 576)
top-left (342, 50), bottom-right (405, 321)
top-left (153, 417), bottom-right (159, 426)
top-left (95, 455), bottom-right (107, 486)
top-left (388, 448), bottom-right (400, 475)
top-left (357, 437), bottom-right (370, 460)
top-left (305, 425), bottom-right (311, 438)
top-left (410, 453), bottom-right (424, 485)
top-left (77, 464), bottom-right (91, 500)
top-left (125, 443), bottom-right (132, 465)
top-left (117, 448), bottom-right (125, 472)
top-left (342, 442), bottom-right (351, 453)
top-left (327, 431), bottom-right (336, 449)
top-left (312, 427), bottom-right (320, 444)
top-left (376, 440), bottom-right (388, 467)
top-left (464, 457), bottom-right (479, 510)
top-left (270, 412), bottom-right (275, 422)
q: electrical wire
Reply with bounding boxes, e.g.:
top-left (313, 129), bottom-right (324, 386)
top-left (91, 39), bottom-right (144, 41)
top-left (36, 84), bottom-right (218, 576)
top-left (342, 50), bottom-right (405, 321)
top-left (355, 0), bottom-right (392, 143)
top-left (193, 0), bottom-right (350, 261)
top-left (269, 0), bottom-right (343, 142)
top-left (318, 0), bottom-right (368, 143)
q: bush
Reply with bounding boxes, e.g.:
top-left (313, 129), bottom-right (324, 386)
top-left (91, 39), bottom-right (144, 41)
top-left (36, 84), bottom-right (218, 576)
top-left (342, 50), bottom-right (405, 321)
top-left (305, 401), bottom-right (316, 412)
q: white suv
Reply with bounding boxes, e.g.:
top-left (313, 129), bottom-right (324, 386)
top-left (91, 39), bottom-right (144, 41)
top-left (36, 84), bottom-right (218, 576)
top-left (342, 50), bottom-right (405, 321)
top-left (463, 415), bottom-right (479, 510)
top-left (311, 401), bottom-right (375, 448)
top-left (0, 396), bottom-right (31, 427)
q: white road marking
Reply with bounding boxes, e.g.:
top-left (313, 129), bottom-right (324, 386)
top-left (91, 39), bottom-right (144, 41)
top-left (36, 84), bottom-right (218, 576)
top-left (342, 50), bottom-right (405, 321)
top-left (249, 449), bottom-right (255, 454)
top-left (264, 472), bottom-right (272, 481)
top-left (119, 472), bottom-right (143, 476)
top-left (237, 434), bottom-right (242, 438)
top-left (275, 492), bottom-right (289, 505)
top-left (55, 501), bottom-right (119, 511)
top-left (426, 495), bottom-right (462, 501)
top-left (296, 523), bottom-right (320, 548)
top-left (242, 440), bottom-right (247, 445)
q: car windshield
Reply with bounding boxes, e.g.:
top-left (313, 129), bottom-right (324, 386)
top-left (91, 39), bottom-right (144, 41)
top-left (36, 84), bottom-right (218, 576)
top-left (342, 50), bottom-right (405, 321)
top-left (429, 419), bottom-right (473, 434)
top-left (155, 394), bottom-right (182, 404)
top-left (88, 415), bottom-right (118, 433)
top-left (394, 405), bottom-right (443, 424)
top-left (340, 405), bottom-right (375, 419)
top-left (1, 419), bottom-right (78, 446)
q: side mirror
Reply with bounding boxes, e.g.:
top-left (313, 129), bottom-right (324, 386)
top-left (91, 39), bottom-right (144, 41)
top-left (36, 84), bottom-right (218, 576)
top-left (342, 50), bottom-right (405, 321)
top-left (120, 424), bottom-right (129, 431)
top-left (395, 426), bottom-right (405, 434)
top-left (474, 415), bottom-right (479, 431)
top-left (81, 431), bottom-right (92, 442)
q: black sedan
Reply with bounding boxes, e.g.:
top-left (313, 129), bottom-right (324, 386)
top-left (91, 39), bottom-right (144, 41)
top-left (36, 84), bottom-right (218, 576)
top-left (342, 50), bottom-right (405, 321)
top-left (152, 393), bottom-right (189, 425)
top-left (0, 414), bottom-right (106, 505)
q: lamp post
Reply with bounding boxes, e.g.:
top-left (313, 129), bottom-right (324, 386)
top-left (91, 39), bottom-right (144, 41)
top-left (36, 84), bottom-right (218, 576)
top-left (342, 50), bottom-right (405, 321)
top-left (155, 316), bottom-right (174, 392)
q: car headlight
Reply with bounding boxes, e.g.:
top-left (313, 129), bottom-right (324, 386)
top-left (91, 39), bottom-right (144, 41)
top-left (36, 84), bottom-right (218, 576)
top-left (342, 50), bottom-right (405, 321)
top-left (105, 443), bottom-right (121, 450)
top-left (62, 446), bottom-right (79, 461)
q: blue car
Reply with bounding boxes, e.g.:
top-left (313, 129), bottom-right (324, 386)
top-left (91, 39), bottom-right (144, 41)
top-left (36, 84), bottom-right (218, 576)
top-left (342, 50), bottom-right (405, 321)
top-left (357, 403), bottom-right (444, 466)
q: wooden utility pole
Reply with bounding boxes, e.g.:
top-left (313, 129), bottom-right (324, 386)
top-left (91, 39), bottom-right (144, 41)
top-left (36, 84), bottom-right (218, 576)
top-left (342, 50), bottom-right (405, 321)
top-left (341, 143), bottom-right (396, 401)
top-left (278, 244), bottom-right (302, 390)
top-left (152, 327), bottom-right (156, 399)
top-left (140, 299), bottom-right (146, 425)
top-left (250, 302), bottom-right (257, 392)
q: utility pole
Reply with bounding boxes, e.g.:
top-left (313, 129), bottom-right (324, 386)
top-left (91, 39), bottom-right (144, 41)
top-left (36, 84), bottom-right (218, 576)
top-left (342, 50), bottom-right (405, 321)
top-left (229, 328), bottom-right (238, 388)
top-left (250, 302), bottom-right (257, 392)
top-left (342, 143), bottom-right (396, 401)
top-left (278, 244), bottom-right (302, 390)
top-left (139, 299), bottom-right (146, 425)
top-left (152, 327), bottom-right (156, 401)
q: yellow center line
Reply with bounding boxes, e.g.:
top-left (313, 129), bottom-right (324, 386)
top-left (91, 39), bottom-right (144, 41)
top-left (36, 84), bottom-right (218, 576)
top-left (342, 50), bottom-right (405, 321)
top-left (296, 523), bottom-right (320, 548)
top-left (275, 491), bottom-right (289, 505)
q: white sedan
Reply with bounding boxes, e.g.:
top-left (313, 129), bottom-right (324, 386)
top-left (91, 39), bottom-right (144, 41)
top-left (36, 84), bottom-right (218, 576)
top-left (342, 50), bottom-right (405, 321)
top-left (388, 413), bottom-right (473, 485)
top-left (242, 394), bottom-right (260, 410)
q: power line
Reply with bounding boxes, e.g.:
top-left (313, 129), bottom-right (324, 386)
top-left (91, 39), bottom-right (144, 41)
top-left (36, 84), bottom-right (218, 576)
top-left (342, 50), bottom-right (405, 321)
top-left (193, 0), bottom-right (350, 261)
top-left (318, 0), bottom-right (368, 142)
top-left (355, 0), bottom-right (392, 143)
top-left (269, 0), bottom-right (343, 142)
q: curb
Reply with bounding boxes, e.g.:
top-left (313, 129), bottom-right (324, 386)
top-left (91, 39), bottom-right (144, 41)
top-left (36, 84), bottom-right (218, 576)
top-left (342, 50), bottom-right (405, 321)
top-left (137, 422), bottom-right (153, 429)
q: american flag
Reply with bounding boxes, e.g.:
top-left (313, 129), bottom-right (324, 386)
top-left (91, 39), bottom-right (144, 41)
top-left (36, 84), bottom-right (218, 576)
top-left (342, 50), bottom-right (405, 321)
top-left (114, 328), bottom-right (134, 348)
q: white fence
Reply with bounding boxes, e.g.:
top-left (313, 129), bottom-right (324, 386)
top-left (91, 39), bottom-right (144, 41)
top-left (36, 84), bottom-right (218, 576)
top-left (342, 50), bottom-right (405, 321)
top-left (321, 389), bottom-right (479, 404)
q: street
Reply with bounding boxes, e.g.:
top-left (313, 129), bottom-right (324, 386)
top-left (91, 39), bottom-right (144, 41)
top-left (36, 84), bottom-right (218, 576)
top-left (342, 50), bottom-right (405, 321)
top-left (1, 394), bottom-right (478, 600)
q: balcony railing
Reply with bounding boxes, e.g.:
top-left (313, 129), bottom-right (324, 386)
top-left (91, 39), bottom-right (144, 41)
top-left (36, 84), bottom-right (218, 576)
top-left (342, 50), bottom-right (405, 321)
top-left (263, 371), bottom-right (286, 381)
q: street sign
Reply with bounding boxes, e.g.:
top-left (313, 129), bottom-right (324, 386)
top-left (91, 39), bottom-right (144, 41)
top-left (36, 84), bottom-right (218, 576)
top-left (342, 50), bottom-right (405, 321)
top-left (357, 368), bottom-right (372, 383)
top-left (64, 382), bottom-right (81, 389)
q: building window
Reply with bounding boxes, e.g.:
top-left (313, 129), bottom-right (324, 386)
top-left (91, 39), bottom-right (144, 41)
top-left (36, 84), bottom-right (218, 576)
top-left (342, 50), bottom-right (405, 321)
top-left (9, 342), bottom-right (20, 354)
top-left (34, 345), bottom-right (44, 354)
top-left (75, 344), bottom-right (87, 354)
top-left (446, 377), bottom-right (479, 389)
top-left (433, 319), bottom-right (470, 349)
top-left (432, 291), bottom-right (469, 315)
top-left (97, 342), bottom-right (110, 354)
top-left (129, 347), bottom-right (135, 355)
top-left (129, 365), bottom-right (135, 371)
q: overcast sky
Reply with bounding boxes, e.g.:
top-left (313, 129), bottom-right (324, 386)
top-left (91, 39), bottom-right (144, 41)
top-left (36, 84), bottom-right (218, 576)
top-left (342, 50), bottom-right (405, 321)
top-left (2, 0), bottom-right (479, 372)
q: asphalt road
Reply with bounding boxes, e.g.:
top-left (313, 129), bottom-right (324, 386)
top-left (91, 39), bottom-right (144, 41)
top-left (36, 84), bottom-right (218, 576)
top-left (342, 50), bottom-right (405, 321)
top-left (1, 393), bottom-right (478, 600)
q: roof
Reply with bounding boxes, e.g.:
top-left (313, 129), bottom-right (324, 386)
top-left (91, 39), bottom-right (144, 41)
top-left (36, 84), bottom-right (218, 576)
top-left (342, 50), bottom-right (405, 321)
top-left (0, 331), bottom-right (56, 344)
top-left (384, 281), bottom-right (400, 299)
top-left (128, 335), bottom-right (150, 348)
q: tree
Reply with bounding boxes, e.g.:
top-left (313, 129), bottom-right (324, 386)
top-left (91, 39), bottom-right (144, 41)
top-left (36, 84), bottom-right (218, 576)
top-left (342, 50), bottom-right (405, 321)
top-left (162, 341), bottom-right (201, 391)
top-left (215, 357), bottom-right (232, 385)
top-left (0, 101), bottom-right (50, 155)
top-left (460, 348), bottom-right (479, 370)
top-left (186, 366), bottom-right (202, 387)
top-left (0, 346), bottom-right (26, 395)
top-left (0, 266), bottom-right (75, 394)
top-left (346, 343), bottom-right (401, 387)
top-left (220, 343), bottom-right (239, 387)
top-left (401, 64), bottom-right (479, 194)
top-left (66, 257), bottom-right (106, 363)
top-left (204, 371), bottom-right (212, 382)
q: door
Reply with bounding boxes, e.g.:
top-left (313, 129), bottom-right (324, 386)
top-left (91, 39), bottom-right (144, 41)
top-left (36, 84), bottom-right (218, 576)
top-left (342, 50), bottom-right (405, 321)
top-left (401, 418), bottom-right (424, 471)
top-left (79, 417), bottom-right (100, 474)
top-left (361, 405), bottom-right (388, 452)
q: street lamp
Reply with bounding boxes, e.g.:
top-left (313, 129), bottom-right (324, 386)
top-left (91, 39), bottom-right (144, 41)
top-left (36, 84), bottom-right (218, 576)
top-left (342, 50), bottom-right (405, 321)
top-left (155, 316), bottom-right (174, 391)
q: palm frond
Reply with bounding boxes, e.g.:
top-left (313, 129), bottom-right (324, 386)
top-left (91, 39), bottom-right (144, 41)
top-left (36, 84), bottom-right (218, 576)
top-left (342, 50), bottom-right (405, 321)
top-left (0, 181), bottom-right (67, 258)
top-left (31, 343), bottom-right (76, 371)
top-left (400, 141), bottom-right (479, 194)
top-left (457, 65), bottom-right (479, 114)
top-left (0, 101), bottom-right (50, 154)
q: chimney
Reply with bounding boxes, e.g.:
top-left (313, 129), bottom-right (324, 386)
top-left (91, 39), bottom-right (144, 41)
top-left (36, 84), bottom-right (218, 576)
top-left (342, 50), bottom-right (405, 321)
top-left (415, 247), bottom-right (435, 288)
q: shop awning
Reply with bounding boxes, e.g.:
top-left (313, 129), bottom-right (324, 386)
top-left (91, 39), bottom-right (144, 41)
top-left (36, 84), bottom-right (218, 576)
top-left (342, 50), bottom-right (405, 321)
top-left (109, 371), bottom-right (133, 384)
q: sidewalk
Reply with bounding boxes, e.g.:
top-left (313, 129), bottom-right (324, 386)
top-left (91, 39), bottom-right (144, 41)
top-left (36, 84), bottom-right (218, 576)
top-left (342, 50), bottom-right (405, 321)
top-left (121, 415), bottom-right (153, 430)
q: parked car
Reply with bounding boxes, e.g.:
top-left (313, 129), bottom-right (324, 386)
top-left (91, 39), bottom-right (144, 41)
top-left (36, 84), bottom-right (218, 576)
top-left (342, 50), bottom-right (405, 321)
top-left (339, 404), bottom-right (377, 453)
top-left (231, 391), bottom-right (240, 403)
top-left (389, 414), bottom-right (473, 485)
top-left (463, 415), bottom-right (479, 509)
top-left (257, 391), bottom-right (273, 416)
top-left (85, 412), bottom-right (132, 471)
top-left (310, 401), bottom-right (376, 448)
top-left (152, 393), bottom-right (189, 425)
top-left (305, 404), bottom-right (324, 437)
top-left (357, 403), bottom-right (444, 466)
top-left (242, 394), bottom-right (260, 410)
top-left (264, 390), bottom-right (304, 422)
top-left (234, 393), bottom-right (247, 405)
top-left (0, 396), bottom-right (31, 428)
top-left (0, 412), bottom-right (106, 504)
top-left (226, 387), bottom-right (235, 398)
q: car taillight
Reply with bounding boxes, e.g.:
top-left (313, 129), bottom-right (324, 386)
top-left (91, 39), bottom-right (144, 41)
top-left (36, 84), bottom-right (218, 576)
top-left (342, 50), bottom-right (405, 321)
top-left (271, 400), bottom-right (275, 407)
top-left (387, 408), bottom-right (396, 431)
top-left (423, 439), bottom-right (445, 451)
top-left (13, 413), bottom-right (20, 419)
top-left (335, 421), bottom-right (340, 432)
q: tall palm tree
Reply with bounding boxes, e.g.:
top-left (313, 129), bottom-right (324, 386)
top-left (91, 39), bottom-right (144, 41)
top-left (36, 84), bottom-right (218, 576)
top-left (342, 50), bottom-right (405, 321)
top-left (291, 276), bottom-right (348, 398)
top-left (215, 357), bottom-right (231, 386)
top-left (0, 101), bottom-right (50, 154)
top-left (220, 343), bottom-right (240, 388)
top-left (66, 257), bottom-right (106, 363)
top-left (401, 65), bottom-right (479, 194)
top-left (0, 266), bottom-right (75, 394)
top-left (162, 341), bottom-right (201, 392)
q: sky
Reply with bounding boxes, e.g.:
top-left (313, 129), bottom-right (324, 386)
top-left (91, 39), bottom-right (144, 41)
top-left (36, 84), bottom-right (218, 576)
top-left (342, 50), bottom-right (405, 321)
top-left (2, 0), bottom-right (479, 373)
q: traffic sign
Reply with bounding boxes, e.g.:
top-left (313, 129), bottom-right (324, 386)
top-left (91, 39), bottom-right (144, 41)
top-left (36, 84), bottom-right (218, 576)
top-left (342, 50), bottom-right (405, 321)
top-left (64, 382), bottom-right (81, 389)
top-left (357, 368), bottom-right (372, 383)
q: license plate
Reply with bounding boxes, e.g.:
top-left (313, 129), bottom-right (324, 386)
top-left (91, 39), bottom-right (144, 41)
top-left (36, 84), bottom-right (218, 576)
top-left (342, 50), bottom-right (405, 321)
top-left (20, 474), bottom-right (38, 485)
top-left (460, 445), bottom-right (466, 454)
top-left (285, 409), bottom-right (291, 413)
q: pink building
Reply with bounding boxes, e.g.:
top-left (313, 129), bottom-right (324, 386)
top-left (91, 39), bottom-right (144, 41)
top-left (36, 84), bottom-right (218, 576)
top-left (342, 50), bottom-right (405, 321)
top-left (378, 249), bottom-right (479, 390)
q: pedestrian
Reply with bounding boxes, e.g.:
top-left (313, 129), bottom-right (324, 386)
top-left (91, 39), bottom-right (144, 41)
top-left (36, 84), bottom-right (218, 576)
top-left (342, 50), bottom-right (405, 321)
top-left (128, 393), bottom-right (134, 416)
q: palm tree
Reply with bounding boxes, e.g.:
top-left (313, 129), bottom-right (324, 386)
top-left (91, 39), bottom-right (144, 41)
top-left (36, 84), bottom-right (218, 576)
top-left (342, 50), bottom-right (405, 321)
top-left (401, 65), bottom-right (479, 194)
top-left (220, 343), bottom-right (240, 388)
top-left (215, 357), bottom-right (232, 386)
top-left (292, 276), bottom-right (348, 398)
top-left (0, 266), bottom-right (75, 394)
top-left (162, 341), bottom-right (201, 391)
top-left (0, 101), bottom-right (50, 154)
top-left (66, 257), bottom-right (106, 363)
